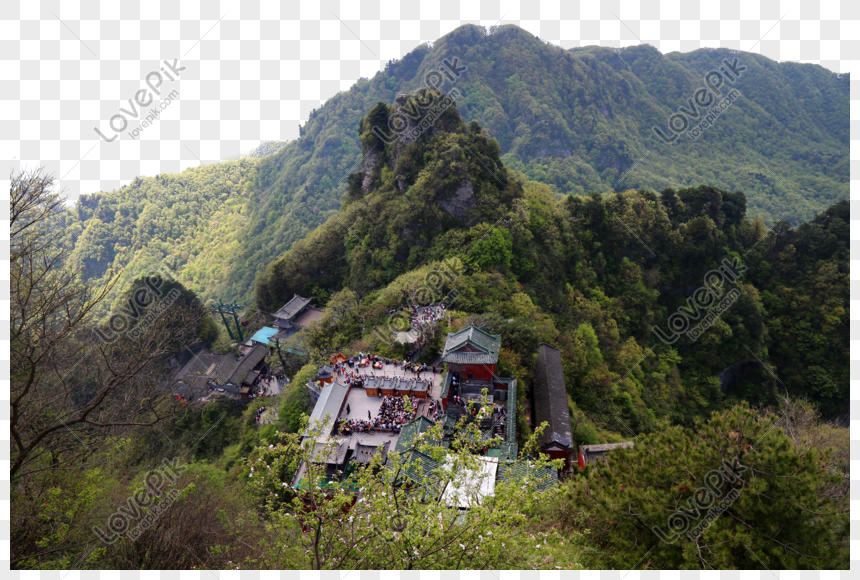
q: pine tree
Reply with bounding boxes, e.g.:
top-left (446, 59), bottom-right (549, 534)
top-left (565, 404), bottom-right (848, 569)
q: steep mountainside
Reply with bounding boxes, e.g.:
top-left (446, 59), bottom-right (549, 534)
top-left (64, 24), bottom-right (849, 307)
top-left (259, 99), bottom-right (849, 422)
top-left (62, 158), bottom-right (262, 316)
top-left (255, 90), bottom-right (522, 309)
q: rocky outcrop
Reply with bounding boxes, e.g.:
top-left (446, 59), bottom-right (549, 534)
top-left (361, 150), bottom-right (377, 193)
top-left (718, 361), bottom-right (756, 392)
top-left (439, 180), bottom-right (476, 220)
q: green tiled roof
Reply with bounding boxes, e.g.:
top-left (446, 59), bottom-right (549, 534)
top-left (485, 440), bottom-right (517, 461)
top-left (442, 352), bottom-right (499, 365)
top-left (481, 425), bottom-right (497, 442)
top-left (498, 441), bottom-right (518, 462)
top-left (387, 449), bottom-right (444, 485)
top-left (395, 416), bottom-right (437, 452)
top-left (496, 460), bottom-right (558, 493)
top-left (442, 406), bottom-right (473, 435)
top-left (501, 378), bottom-right (517, 443)
top-left (440, 372), bottom-right (452, 400)
top-left (441, 326), bottom-right (502, 364)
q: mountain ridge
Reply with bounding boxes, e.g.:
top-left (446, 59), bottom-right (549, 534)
top-left (62, 23), bottom-right (849, 308)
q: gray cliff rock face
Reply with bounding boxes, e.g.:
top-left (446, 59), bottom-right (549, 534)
top-left (439, 180), bottom-right (476, 220)
top-left (718, 361), bottom-right (756, 392)
top-left (361, 150), bottom-right (377, 193)
top-left (360, 95), bottom-right (421, 195)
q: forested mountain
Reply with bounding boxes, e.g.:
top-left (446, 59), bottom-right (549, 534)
top-left (251, 97), bottom-right (848, 566)
top-left (14, 41), bottom-right (850, 569)
top-left (63, 24), bottom-right (849, 310)
top-left (260, 94), bottom-right (849, 427)
top-left (62, 158), bottom-right (263, 315)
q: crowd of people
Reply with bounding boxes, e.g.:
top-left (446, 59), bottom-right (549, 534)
top-left (254, 405), bottom-right (269, 423)
top-left (493, 405), bottom-right (508, 424)
top-left (401, 360), bottom-right (431, 378)
top-left (449, 395), bottom-right (509, 423)
top-left (410, 304), bottom-right (446, 329)
top-left (427, 398), bottom-right (442, 421)
top-left (332, 353), bottom-right (436, 385)
top-left (358, 304), bottom-right (446, 327)
top-left (405, 303), bottom-right (447, 357)
top-left (336, 368), bottom-right (397, 387)
top-left (337, 395), bottom-right (419, 434)
top-left (358, 302), bottom-right (448, 357)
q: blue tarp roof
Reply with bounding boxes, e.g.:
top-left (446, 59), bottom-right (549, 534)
top-left (250, 327), bottom-right (279, 345)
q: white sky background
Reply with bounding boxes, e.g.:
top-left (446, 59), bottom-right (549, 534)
top-left (0, 0), bottom-right (850, 202)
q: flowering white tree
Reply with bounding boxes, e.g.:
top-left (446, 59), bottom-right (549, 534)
top-left (243, 395), bottom-right (577, 569)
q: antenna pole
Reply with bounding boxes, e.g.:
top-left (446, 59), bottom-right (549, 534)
top-left (213, 299), bottom-right (235, 341)
top-left (229, 302), bottom-right (245, 342)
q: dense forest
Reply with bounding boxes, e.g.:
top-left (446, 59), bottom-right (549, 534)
top-left (12, 92), bottom-right (848, 570)
top-left (13, 24), bottom-right (849, 571)
top-left (61, 24), bottom-right (848, 310)
top-left (259, 92), bottom-right (849, 425)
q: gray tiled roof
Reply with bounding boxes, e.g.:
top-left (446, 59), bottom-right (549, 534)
top-left (498, 441), bottom-right (518, 462)
top-left (272, 318), bottom-right (294, 330)
top-left (532, 343), bottom-right (573, 451)
top-left (175, 349), bottom-right (236, 387)
top-left (352, 439), bottom-right (390, 464)
top-left (225, 344), bottom-right (269, 386)
top-left (310, 439), bottom-right (349, 465)
top-left (440, 372), bottom-right (453, 400)
top-left (580, 442), bottom-right (634, 454)
top-left (273, 294), bottom-right (312, 321)
top-left (305, 381), bottom-right (349, 437)
top-left (364, 377), bottom-right (382, 390)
